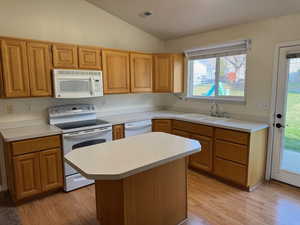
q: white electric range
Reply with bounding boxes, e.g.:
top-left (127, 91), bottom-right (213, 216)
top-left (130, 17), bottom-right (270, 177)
top-left (48, 104), bottom-right (112, 192)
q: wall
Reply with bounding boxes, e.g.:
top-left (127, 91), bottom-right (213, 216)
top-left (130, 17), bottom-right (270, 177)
top-left (165, 13), bottom-right (300, 122)
top-left (0, 0), bottom-right (168, 190)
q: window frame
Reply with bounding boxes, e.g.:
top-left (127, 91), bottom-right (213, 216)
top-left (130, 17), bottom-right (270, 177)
top-left (186, 53), bottom-right (248, 103)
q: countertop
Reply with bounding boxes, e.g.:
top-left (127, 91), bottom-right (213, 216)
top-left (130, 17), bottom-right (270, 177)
top-left (0, 124), bottom-right (62, 142)
top-left (64, 132), bottom-right (201, 180)
top-left (0, 110), bottom-right (269, 142)
top-left (100, 110), bottom-right (269, 133)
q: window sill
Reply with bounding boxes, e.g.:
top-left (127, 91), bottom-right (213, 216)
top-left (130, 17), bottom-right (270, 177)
top-left (184, 96), bottom-right (246, 104)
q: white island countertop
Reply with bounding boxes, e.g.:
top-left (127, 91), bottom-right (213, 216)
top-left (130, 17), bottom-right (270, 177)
top-left (64, 132), bottom-right (201, 180)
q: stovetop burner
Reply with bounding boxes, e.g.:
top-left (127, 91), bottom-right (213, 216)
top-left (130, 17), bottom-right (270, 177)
top-left (55, 119), bottom-right (110, 130)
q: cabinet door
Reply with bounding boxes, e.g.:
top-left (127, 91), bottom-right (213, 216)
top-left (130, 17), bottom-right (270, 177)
top-left (130, 53), bottom-right (153, 93)
top-left (113, 124), bottom-right (125, 140)
top-left (13, 152), bottom-right (41, 200)
top-left (102, 50), bottom-right (130, 94)
top-left (152, 119), bottom-right (172, 133)
top-left (153, 54), bottom-right (172, 92)
top-left (172, 129), bottom-right (190, 138)
top-left (78, 46), bottom-right (101, 69)
top-left (27, 42), bottom-right (52, 96)
top-left (1, 39), bottom-right (30, 97)
top-left (40, 148), bottom-right (63, 192)
top-left (189, 134), bottom-right (213, 172)
top-left (52, 43), bottom-right (78, 68)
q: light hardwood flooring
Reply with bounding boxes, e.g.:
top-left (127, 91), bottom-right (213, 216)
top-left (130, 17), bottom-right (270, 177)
top-left (17, 170), bottom-right (300, 225)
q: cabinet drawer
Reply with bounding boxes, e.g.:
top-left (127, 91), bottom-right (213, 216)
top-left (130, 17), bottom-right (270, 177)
top-left (152, 119), bottom-right (172, 133)
top-left (173, 120), bottom-right (213, 137)
top-left (172, 129), bottom-right (190, 138)
top-left (215, 140), bottom-right (248, 165)
top-left (215, 128), bottom-right (249, 145)
top-left (12, 135), bottom-right (61, 156)
top-left (214, 158), bottom-right (247, 185)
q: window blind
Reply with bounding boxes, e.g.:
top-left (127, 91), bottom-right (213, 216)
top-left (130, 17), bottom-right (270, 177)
top-left (185, 40), bottom-right (251, 59)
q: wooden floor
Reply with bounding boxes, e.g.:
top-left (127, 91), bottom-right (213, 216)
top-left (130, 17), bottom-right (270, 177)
top-left (17, 170), bottom-right (300, 225)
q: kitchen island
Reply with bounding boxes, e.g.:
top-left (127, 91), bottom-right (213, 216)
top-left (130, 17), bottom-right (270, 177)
top-left (65, 132), bottom-right (201, 225)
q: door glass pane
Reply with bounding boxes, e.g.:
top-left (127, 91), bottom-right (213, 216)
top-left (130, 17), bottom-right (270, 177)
top-left (219, 54), bottom-right (246, 97)
top-left (190, 58), bottom-right (216, 96)
top-left (281, 57), bottom-right (300, 174)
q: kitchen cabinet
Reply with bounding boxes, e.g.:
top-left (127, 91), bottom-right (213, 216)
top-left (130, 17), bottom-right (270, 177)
top-left (189, 134), bottom-right (213, 172)
top-left (152, 119), bottom-right (172, 133)
top-left (130, 53), bottom-right (153, 93)
top-left (172, 120), bottom-right (213, 172)
top-left (78, 46), bottom-right (102, 70)
top-left (113, 124), bottom-right (125, 140)
top-left (168, 119), bottom-right (268, 190)
top-left (0, 38), bottom-right (30, 97)
top-left (153, 54), bottom-right (184, 93)
top-left (52, 43), bottom-right (78, 68)
top-left (13, 152), bottom-right (41, 200)
top-left (40, 148), bottom-right (63, 192)
top-left (4, 135), bottom-right (63, 201)
top-left (27, 41), bottom-right (52, 96)
top-left (102, 49), bottom-right (130, 94)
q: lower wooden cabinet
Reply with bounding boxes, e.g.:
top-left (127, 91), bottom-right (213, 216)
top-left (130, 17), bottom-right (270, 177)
top-left (189, 134), bottom-right (213, 172)
top-left (169, 119), bottom-right (268, 190)
top-left (13, 152), bottom-right (41, 200)
top-left (152, 119), bottom-right (172, 133)
top-left (214, 157), bottom-right (247, 185)
top-left (4, 135), bottom-right (63, 201)
top-left (113, 124), bottom-right (125, 140)
top-left (40, 148), bottom-right (63, 192)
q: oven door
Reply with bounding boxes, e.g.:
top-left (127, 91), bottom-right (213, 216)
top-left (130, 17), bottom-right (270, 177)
top-left (54, 75), bottom-right (94, 98)
top-left (63, 126), bottom-right (112, 176)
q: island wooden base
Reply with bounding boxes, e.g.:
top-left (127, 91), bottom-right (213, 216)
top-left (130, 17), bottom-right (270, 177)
top-left (95, 158), bottom-right (187, 225)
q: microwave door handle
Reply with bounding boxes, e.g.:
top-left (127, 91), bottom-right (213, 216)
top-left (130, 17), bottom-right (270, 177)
top-left (90, 77), bottom-right (95, 96)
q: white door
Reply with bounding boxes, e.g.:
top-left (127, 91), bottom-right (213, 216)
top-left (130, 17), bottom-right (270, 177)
top-left (271, 45), bottom-right (300, 186)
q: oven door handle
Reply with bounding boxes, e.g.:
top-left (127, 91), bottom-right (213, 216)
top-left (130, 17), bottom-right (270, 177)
top-left (64, 127), bottom-right (112, 138)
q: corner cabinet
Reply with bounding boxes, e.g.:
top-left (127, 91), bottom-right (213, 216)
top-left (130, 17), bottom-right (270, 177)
top-left (102, 49), bottom-right (130, 94)
top-left (0, 39), bottom-right (30, 97)
top-left (159, 119), bottom-right (268, 191)
top-left (130, 53), bottom-right (153, 93)
top-left (153, 54), bottom-right (184, 93)
top-left (27, 41), bottom-right (52, 96)
top-left (52, 43), bottom-right (78, 68)
top-left (4, 135), bottom-right (63, 202)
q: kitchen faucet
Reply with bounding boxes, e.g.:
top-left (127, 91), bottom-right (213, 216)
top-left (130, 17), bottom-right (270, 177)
top-left (209, 102), bottom-right (230, 118)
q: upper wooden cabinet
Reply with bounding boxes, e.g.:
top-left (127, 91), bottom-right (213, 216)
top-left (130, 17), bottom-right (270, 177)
top-left (27, 42), bottom-right (52, 97)
top-left (78, 46), bottom-right (101, 70)
top-left (153, 54), bottom-right (184, 93)
top-left (0, 39), bottom-right (30, 97)
top-left (52, 43), bottom-right (78, 68)
top-left (130, 53), bottom-right (153, 93)
top-left (102, 49), bottom-right (130, 94)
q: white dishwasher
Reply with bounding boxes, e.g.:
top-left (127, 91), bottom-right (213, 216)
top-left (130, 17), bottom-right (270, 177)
top-left (125, 120), bottom-right (152, 137)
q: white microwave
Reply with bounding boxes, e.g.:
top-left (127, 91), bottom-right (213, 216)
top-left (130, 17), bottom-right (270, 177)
top-left (53, 69), bottom-right (103, 98)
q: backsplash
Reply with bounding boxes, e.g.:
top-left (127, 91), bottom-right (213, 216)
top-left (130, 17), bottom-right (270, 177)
top-left (0, 93), bottom-right (169, 124)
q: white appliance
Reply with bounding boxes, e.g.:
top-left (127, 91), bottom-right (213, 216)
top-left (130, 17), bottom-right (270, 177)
top-left (53, 69), bottom-right (103, 98)
top-left (49, 104), bottom-right (112, 192)
top-left (125, 120), bottom-right (152, 137)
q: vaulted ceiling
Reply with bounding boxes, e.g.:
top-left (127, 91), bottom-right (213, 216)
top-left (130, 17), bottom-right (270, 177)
top-left (87, 0), bottom-right (300, 40)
